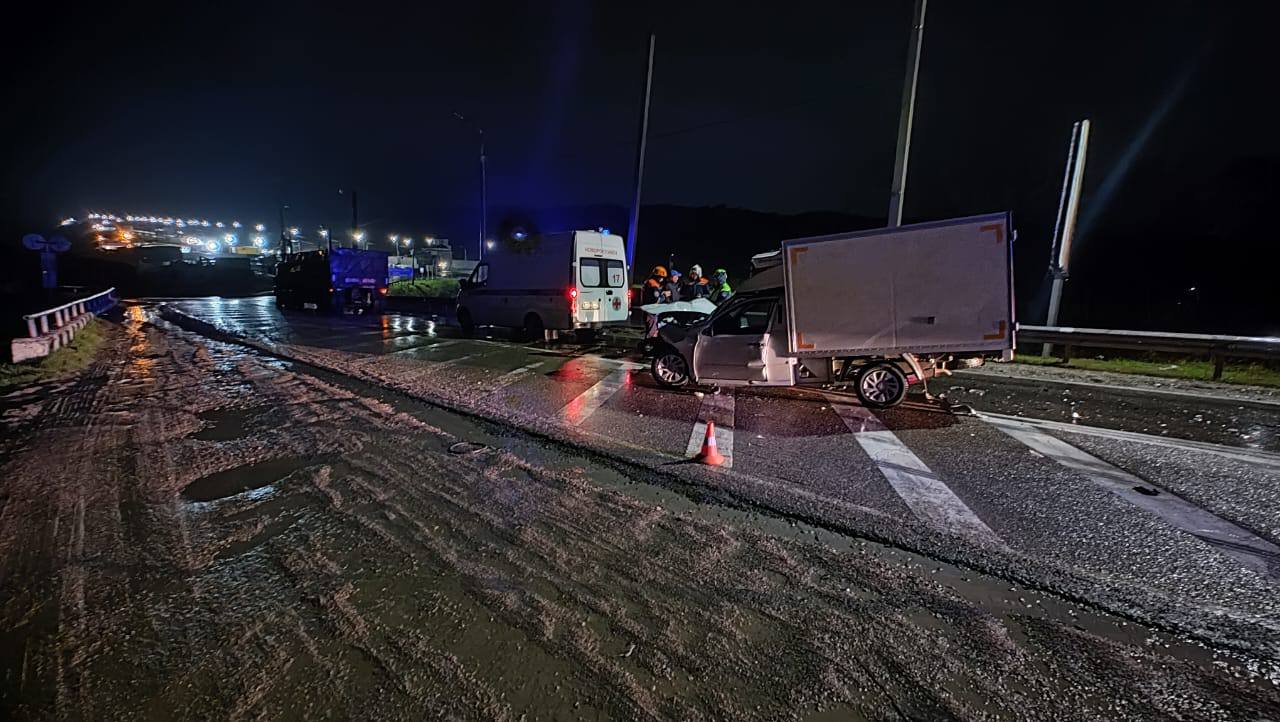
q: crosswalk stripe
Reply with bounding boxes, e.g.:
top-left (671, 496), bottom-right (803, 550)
top-left (561, 368), bottom-right (630, 426)
top-left (986, 414), bottom-right (1280, 578)
top-left (975, 411), bottom-right (1280, 472)
top-left (491, 360), bottom-right (547, 389)
top-left (824, 394), bottom-right (1001, 546)
top-left (685, 393), bottom-right (736, 468)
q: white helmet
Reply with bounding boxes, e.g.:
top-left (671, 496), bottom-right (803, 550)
top-left (689, 264), bottom-right (702, 278)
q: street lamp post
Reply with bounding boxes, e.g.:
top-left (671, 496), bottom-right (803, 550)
top-left (454, 112), bottom-right (486, 260)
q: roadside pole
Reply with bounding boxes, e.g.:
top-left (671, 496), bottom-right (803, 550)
top-left (626, 33), bottom-right (656, 272)
top-left (886, 0), bottom-right (927, 228)
top-left (1043, 119), bottom-right (1091, 356)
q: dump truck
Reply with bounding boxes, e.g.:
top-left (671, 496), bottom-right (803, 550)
top-left (649, 213), bottom-right (1015, 407)
top-left (274, 248), bottom-right (389, 313)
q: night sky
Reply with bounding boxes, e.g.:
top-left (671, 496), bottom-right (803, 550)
top-left (3, 1), bottom-right (1278, 331)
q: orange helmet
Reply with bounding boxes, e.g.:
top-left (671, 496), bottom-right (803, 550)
top-left (651, 265), bottom-right (668, 278)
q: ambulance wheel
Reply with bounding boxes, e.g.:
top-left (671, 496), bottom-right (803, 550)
top-left (652, 349), bottom-right (690, 388)
top-left (856, 362), bottom-right (908, 408)
top-left (522, 313), bottom-right (545, 342)
top-left (457, 307), bottom-right (475, 337)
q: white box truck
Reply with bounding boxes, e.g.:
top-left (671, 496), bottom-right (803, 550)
top-left (650, 213), bottom-right (1015, 407)
top-left (456, 230), bottom-right (631, 340)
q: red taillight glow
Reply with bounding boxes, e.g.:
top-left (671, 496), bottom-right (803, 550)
top-left (568, 287), bottom-right (578, 299)
top-left (378, 287), bottom-right (388, 295)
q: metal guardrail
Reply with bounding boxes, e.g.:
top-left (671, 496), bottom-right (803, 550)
top-left (11, 288), bottom-right (117, 363)
top-left (1016, 324), bottom-right (1280, 380)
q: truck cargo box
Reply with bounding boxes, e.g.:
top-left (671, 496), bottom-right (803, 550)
top-left (781, 212), bottom-right (1013, 357)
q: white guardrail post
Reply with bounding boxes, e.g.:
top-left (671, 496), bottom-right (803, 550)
top-left (10, 288), bottom-right (117, 363)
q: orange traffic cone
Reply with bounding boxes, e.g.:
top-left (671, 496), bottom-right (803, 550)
top-left (695, 421), bottom-right (726, 466)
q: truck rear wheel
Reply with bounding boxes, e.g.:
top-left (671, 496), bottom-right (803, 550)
top-left (855, 362), bottom-right (908, 408)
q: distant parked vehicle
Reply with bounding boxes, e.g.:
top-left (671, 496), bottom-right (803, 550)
top-left (649, 213), bottom-right (1016, 408)
top-left (455, 230), bottom-right (630, 340)
top-left (274, 248), bottom-right (389, 313)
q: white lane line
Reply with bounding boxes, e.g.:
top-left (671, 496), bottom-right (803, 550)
top-left (824, 394), bottom-right (1002, 546)
top-left (390, 340), bottom-right (459, 356)
top-left (491, 360), bottom-right (547, 390)
top-left (955, 368), bottom-right (1280, 408)
top-left (561, 368), bottom-right (631, 426)
top-left (976, 411), bottom-right (1280, 472)
top-left (685, 393), bottom-right (736, 468)
top-left (985, 414), bottom-right (1280, 578)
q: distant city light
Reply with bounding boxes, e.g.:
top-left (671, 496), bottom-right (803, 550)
top-left (205, 240), bottom-right (219, 252)
top-left (252, 235), bottom-right (266, 247)
top-left (215, 221), bottom-right (225, 228)
top-left (60, 217), bottom-right (76, 226)
top-left (389, 234), bottom-right (399, 242)
top-left (352, 230), bottom-right (366, 242)
top-left (318, 228), bottom-right (329, 238)
top-left (200, 220), bottom-right (210, 227)
top-left (231, 221), bottom-right (241, 228)
top-left (289, 227), bottom-right (299, 237)
top-left (402, 237), bottom-right (412, 246)
top-left (223, 233), bottom-right (236, 244)
top-left (486, 239), bottom-right (496, 250)
top-left (254, 223), bottom-right (266, 232)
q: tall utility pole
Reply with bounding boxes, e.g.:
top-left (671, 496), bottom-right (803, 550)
top-left (279, 204), bottom-right (290, 254)
top-left (887, 0), bottom-right (927, 228)
top-left (350, 190), bottom-right (359, 248)
top-left (1043, 119), bottom-right (1092, 355)
top-left (453, 113), bottom-right (486, 260)
top-left (626, 33), bottom-right (656, 271)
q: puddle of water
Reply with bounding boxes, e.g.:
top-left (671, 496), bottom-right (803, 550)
top-left (182, 456), bottom-right (317, 502)
top-left (192, 405), bottom-right (265, 441)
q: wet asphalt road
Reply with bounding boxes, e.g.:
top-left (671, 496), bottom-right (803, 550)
top-left (154, 297), bottom-right (1280, 659)
top-left (2, 306), bottom-right (1278, 720)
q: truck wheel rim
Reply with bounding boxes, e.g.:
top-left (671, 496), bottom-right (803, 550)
top-left (656, 354), bottom-right (687, 383)
top-left (862, 369), bottom-right (900, 403)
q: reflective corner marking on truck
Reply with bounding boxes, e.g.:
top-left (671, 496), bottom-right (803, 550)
top-left (983, 321), bottom-right (1007, 341)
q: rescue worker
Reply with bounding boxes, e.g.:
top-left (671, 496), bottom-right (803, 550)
top-left (642, 266), bottom-right (667, 305)
top-left (682, 264), bottom-right (711, 300)
top-left (663, 269), bottom-right (683, 303)
top-left (708, 268), bottom-right (733, 304)
top-left (643, 266), bottom-right (668, 337)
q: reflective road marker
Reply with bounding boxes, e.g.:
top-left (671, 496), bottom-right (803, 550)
top-left (986, 414), bottom-right (1280, 578)
top-left (825, 394), bottom-right (1001, 546)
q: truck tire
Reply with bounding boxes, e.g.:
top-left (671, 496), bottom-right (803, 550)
top-left (651, 349), bottom-right (690, 388)
top-left (522, 313), bottom-right (545, 343)
top-left (855, 362), bottom-right (908, 408)
top-left (457, 307), bottom-right (475, 337)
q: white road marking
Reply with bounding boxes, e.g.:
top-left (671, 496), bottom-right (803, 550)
top-left (975, 411), bottom-right (1280, 472)
top-left (390, 340), bottom-right (459, 356)
top-left (561, 368), bottom-right (630, 426)
top-left (955, 368), bottom-right (1280, 408)
top-left (685, 393), bottom-right (736, 468)
top-left (824, 394), bottom-right (1002, 546)
top-left (491, 360), bottom-right (547, 389)
top-left (985, 414), bottom-right (1280, 578)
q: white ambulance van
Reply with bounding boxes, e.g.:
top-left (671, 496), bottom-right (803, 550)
top-left (456, 230), bottom-right (631, 340)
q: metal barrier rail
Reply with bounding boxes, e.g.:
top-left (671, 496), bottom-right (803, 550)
top-left (11, 288), bottom-right (117, 363)
top-left (1016, 324), bottom-right (1280, 380)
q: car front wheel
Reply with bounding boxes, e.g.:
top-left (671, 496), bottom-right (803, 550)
top-left (652, 349), bottom-right (690, 388)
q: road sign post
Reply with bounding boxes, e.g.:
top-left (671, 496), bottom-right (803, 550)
top-left (22, 233), bottom-right (71, 289)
